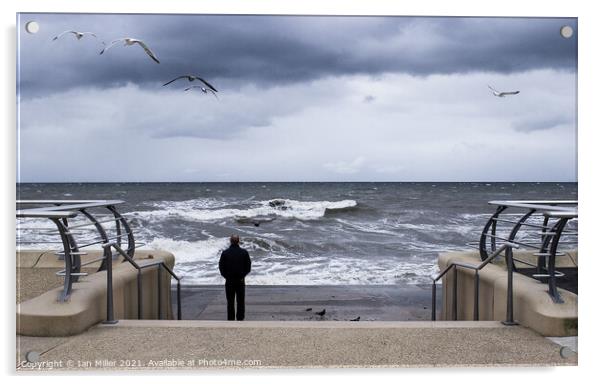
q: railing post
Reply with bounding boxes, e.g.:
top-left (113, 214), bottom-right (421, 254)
top-left (506, 209), bottom-right (536, 272)
top-left (157, 265), bottom-right (162, 320)
top-left (137, 269), bottom-right (143, 319)
top-left (479, 205), bottom-right (507, 261)
top-left (108, 205), bottom-right (135, 261)
top-left (177, 280), bottom-right (182, 320)
top-left (452, 265), bottom-right (458, 321)
top-left (431, 281), bottom-right (437, 321)
top-left (547, 217), bottom-right (569, 303)
top-left (502, 246), bottom-right (518, 326)
top-left (473, 270), bottom-right (480, 321)
top-left (51, 218), bottom-right (74, 302)
top-left (102, 245), bottom-right (118, 324)
top-left (63, 220), bottom-right (82, 281)
top-left (80, 209), bottom-right (110, 272)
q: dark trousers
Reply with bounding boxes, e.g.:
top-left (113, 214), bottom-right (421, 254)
top-left (225, 279), bottom-right (245, 321)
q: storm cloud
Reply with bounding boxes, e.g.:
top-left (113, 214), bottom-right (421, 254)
top-left (18, 14), bottom-right (577, 96)
top-left (16, 14), bottom-right (578, 182)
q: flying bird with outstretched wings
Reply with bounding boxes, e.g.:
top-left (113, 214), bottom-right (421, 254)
top-left (163, 75), bottom-right (218, 93)
top-left (488, 85), bottom-right (520, 97)
top-left (52, 30), bottom-right (97, 41)
top-left (99, 38), bottom-right (160, 64)
top-left (184, 85), bottom-right (218, 99)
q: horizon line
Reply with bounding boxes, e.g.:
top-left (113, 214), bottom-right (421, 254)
top-left (15, 180), bottom-right (578, 184)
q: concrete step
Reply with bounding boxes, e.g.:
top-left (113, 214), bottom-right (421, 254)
top-left (102, 319), bottom-right (507, 328)
top-left (17, 319), bottom-right (577, 370)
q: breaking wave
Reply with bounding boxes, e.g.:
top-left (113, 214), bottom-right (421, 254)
top-left (130, 198), bottom-right (357, 223)
top-left (141, 236), bottom-right (438, 285)
top-left (17, 182), bottom-right (576, 286)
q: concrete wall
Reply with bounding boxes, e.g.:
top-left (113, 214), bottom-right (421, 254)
top-left (437, 250), bottom-right (577, 337)
top-left (17, 250), bottom-right (176, 337)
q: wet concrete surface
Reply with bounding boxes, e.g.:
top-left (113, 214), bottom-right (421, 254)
top-left (173, 284), bottom-right (439, 321)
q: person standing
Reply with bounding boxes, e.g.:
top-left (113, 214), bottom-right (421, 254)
top-left (218, 235), bottom-right (252, 320)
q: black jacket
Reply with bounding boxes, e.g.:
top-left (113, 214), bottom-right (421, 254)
top-left (219, 245), bottom-right (251, 281)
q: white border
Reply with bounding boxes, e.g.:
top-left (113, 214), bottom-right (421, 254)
top-left (3, 0), bottom-right (600, 382)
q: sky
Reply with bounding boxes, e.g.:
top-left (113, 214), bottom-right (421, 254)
top-left (16, 14), bottom-right (578, 182)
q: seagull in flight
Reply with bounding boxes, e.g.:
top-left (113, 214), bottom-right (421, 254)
top-left (52, 30), bottom-right (97, 41)
top-left (184, 85), bottom-right (218, 99)
top-left (99, 38), bottom-right (160, 64)
top-left (163, 75), bottom-right (218, 93)
top-left (488, 85), bottom-right (520, 97)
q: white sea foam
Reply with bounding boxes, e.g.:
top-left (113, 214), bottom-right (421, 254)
top-left (130, 198), bottom-right (357, 223)
top-left (16, 183), bottom-right (577, 287)
top-left (16, 218), bottom-right (65, 250)
top-left (149, 198), bottom-right (230, 210)
top-left (138, 236), bottom-right (439, 285)
top-left (143, 237), bottom-right (230, 264)
top-left (186, 255), bottom-right (438, 285)
top-left (334, 218), bottom-right (399, 236)
top-left (389, 222), bottom-right (478, 236)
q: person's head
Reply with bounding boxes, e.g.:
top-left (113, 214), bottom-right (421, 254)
top-left (230, 235), bottom-right (240, 246)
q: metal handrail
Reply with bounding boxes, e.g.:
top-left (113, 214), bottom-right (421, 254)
top-left (16, 210), bottom-right (78, 219)
top-left (76, 233), bottom-right (132, 249)
top-left (108, 242), bottom-right (182, 321)
top-left (46, 216), bottom-right (126, 231)
top-left (487, 200), bottom-right (577, 209)
top-left (480, 234), bottom-right (541, 249)
top-left (432, 243), bottom-right (518, 323)
top-left (16, 199), bottom-right (182, 323)
top-left (17, 200), bottom-right (131, 301)
top-left (478, 200), bottom-right (577, 303)
top-left (17, 200), bottom-right (125, 210)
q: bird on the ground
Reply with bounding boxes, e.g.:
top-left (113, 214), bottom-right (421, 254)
top-left (99, 38), bottom-right (160, 64)
top-left (315, 309), bottom-right (326, 316)
top-left (52, 30), bottom-right (97, 41)
top-left (305, 308), bottom-right (312, 312)
top-left (350, 316), bottom-right (360, 321)
top-left (488, 85), bottom-right (520, 97)
top-left (163, 75), bottom-right (218, 93)
top-left (184, 85), bottom-right (218, 99)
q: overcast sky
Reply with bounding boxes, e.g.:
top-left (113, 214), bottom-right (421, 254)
top-left (17, 14), bottom-right (577, 182)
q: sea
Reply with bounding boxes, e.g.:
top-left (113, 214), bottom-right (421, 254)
top-left (16, 182), bottom-right (577, 286)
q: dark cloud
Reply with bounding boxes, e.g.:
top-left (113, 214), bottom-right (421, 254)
top-left (18, 14), bottom-right (576, 97)
top-left (512, 115), bottom-right (573, 132)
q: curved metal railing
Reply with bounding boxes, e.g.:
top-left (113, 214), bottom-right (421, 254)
top-left (16, 200), bottom-right (181, 323)
top-left (471, 200), bottom-right (577, 303)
